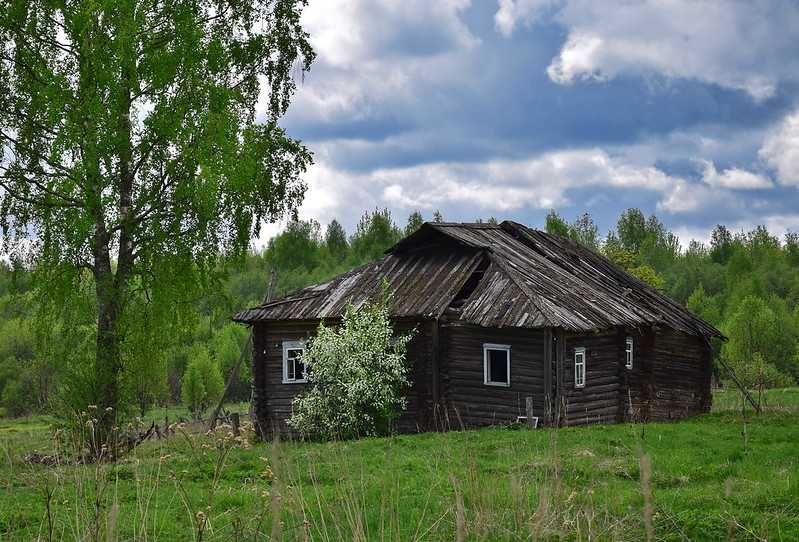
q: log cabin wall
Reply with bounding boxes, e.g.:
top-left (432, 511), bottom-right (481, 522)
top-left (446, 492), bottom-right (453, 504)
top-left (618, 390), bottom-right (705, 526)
top-left (439, 321), bottom-right (546, 428)
top-left (251, 320), bottom-right (316, 436)
top-left (560, 329), bottom-right (623, 426)
top-left (394, 319), bottom-right (437, 432)
top-left (251, 318), bottom-right (436, 437)
top-left (251, 319), bottom-right (712, 437)
top-left (251, 322), bottom-right (269, 438)
top-left (648, 328), bottom-right (712, 421)
top-left (620, 327), bottom-right (655, 422)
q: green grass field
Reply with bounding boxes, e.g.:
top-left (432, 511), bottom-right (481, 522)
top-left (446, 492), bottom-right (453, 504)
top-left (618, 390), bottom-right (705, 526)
top-left (1, 390), bottom-right (797, 541)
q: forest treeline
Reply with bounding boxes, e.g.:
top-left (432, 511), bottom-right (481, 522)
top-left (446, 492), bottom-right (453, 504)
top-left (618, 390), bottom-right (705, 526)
top-left (1, 208), bottom-right (798, 418)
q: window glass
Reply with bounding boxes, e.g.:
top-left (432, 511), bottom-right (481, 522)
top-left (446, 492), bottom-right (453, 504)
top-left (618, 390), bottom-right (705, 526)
top-left (287, 348), bottom-right (304, 380)
top-left (574, 347), bottom-right (586, 388)
top-left (283, 341), bottom-right (306, 383)
top-left (483, 344), bottom-right (511, 386)
top-left (488, 349), bottom-right (508, 383)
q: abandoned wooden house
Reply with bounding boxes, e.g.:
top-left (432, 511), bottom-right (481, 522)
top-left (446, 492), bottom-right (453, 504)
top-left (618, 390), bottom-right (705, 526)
top-left (234, 221), bottom-right (724, 434)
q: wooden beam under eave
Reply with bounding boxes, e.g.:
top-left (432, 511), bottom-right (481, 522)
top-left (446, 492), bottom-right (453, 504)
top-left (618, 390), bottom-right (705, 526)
top-left (543, 327), bottom-right (553, 425)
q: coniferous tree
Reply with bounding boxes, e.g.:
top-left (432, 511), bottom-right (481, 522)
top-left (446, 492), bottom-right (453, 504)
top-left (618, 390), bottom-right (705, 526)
top-left (570, 213), bottom-right (600, 249)
top-left (785, 232), bottom-right (799, 267)
top-left (710, 225), bottom-right (734, 264)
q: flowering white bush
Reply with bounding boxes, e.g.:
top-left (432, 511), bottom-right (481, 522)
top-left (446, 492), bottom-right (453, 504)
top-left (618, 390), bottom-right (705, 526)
top-left (288, 283), bottom-right (414, 439)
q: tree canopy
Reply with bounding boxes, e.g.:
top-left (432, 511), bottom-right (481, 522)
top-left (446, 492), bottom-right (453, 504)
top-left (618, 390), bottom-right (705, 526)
top-left (0, 0), bottom-right (314, 443)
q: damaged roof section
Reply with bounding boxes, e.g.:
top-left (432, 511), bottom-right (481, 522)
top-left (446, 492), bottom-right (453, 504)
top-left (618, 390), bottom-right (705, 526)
top-left (233, 248), bottom-right (483, 323)
top-left (234, 221), bottom-right (723, 340)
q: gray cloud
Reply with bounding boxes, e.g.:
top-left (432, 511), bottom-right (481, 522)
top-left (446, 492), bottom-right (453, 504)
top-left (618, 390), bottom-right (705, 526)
top-left (497, 0), bottom-right (799, 100)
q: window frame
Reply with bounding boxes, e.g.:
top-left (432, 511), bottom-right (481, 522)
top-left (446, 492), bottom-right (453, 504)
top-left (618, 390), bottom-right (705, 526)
top-left (282, 340), bottom-right (307, 384)
top-left (625, 336), bottom-right (634, 370)
top-left (483, 343), bottom-right (511, 387)
top-left (574, 347), bottom-right (586, 389)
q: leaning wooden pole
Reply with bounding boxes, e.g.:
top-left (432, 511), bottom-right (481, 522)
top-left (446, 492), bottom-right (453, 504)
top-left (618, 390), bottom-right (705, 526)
top-left (208, 267), bottom-right (277, 430)
top-left (705, 337), bottom-right (760, 414)
top-left (718, 357), bottom-right (761, 414)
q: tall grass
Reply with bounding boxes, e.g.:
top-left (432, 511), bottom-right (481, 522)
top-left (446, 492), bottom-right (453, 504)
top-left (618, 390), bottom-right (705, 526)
top-left (0, 388), bottom-right (798, 540)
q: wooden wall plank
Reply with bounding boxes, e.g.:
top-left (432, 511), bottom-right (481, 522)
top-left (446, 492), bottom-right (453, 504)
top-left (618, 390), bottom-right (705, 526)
top-left (439, 323), bottom-right (546, 428)
top-left (559, 330), bottom-right (623, 426)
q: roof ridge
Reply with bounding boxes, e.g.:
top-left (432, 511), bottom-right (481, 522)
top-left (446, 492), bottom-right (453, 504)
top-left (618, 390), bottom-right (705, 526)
top-left (431, 221), bottom-right (502, 227)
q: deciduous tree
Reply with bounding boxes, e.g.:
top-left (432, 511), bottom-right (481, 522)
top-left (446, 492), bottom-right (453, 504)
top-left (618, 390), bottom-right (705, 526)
top-left (324, 219), bottom-right (348, 262)
top-left (0, 0), bottom-right (313, 445)
top-left (181, 345), bottom-right (224, 419)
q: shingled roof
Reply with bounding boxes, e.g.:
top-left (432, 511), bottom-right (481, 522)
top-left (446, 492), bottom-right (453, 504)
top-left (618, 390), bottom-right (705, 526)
top-left (234, 221), bottom-right (723, 339)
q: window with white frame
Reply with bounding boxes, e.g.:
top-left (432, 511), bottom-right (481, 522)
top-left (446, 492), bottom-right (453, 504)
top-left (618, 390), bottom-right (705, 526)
top-left (282, 340), bottom-right (306, 383)
top-left (625, 337), bottom-right (634, 369)
top-left (483, 343), bottom-right (511, 387)
top-left (574, 347), bottom-right (586, 388)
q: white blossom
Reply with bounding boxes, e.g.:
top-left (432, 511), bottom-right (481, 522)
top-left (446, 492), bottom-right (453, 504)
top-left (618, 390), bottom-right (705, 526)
top-left (289, 281), bottom-right (413, 439)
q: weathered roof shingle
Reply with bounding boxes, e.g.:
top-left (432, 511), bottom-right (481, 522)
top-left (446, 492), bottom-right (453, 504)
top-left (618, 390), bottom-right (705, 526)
top-left (234, 220), bottom-right (723, 339)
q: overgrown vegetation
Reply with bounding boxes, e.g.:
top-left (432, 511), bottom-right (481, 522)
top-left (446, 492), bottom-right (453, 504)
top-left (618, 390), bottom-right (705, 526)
top-left (546, 208), bottom-right (799, 385)
top-left (1, 389), bottom-right (797, 540)
top-left (181, 345), bottom-right (225, 420)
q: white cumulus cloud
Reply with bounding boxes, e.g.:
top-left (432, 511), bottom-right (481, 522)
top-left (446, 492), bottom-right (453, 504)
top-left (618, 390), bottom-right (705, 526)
top-left (699, 160), bottom-right (772, 190)
top-left (304, 0), bottom-right (476, 68)
top-left (760, 109), bottom-right (799, 186)
top-left (283, 0), bottom-right (478, 131)
top-left (495, 0), bottom-right (557, 36)
top-left (495, 0), bottom-right (799, 100)
top-left (293, 148), bottom-right (731, 226)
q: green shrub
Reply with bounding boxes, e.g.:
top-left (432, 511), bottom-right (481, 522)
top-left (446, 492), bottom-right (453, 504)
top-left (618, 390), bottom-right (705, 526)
top-left (1, 374), bottom-right (34, 417)
top-left (289, 283), bottom-right (414, 439)
top-left (723, 295), bottom-right (799, 382)
top-left (728, 353), bottom-right (793, 392)
top-left (209, 323), bottom-right (249, 402)
top-left (181, 346), bottom-right (224, 419)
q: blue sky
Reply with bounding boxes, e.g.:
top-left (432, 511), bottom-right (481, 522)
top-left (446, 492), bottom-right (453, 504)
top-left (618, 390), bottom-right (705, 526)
top-left (260, 0), bottom-right (799, 246)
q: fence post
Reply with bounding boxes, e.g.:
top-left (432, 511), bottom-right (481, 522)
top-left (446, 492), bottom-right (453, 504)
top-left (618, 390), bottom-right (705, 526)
top-left (526, 396), bottom-right (535, 429)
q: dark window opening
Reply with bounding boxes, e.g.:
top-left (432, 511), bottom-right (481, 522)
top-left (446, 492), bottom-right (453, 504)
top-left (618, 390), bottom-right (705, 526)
top-left (288, 349), bottom-right (304, 380)
top-left (489, 350), bottom-right (508, 382)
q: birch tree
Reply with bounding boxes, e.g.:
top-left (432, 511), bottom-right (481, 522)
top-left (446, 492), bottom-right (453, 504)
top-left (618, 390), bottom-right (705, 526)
top-left (0, 0), bottom-right (313, 445)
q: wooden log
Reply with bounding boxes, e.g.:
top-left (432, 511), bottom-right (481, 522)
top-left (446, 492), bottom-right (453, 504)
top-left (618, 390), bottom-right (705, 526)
top-left (431, 319), bottom-right (440, 406)
top-left (543, 327), bottom-right (553, 424)
top-left (232, 412), bottom-right (240, 436)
